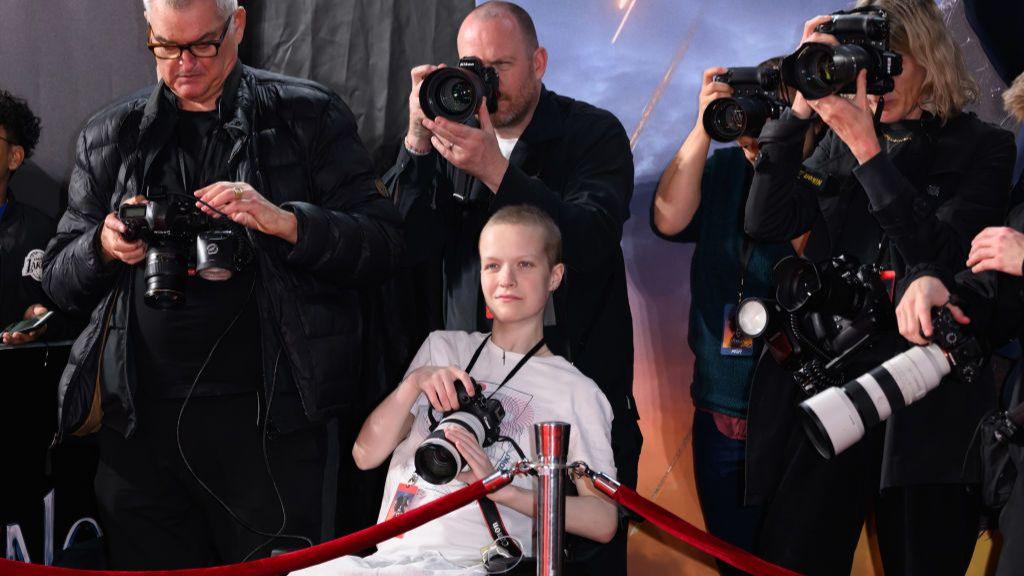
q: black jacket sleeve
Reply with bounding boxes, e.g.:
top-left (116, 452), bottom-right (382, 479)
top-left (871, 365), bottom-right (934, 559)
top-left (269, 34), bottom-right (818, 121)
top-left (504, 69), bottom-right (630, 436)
top-left (900, 204), bottom-right (1024, 349)
top-left (281, 93), bottom-right (403, 286)
top-left (489, 113), bottom-right (633, 274)
top-left (744, 109), bottom-right (827, 242)
top-left (389, 145), bottom-right (446, 267)
top-left (852, 124), bottom-right (1015, 269)
top-left (41, 129), bottom-right (121, 316)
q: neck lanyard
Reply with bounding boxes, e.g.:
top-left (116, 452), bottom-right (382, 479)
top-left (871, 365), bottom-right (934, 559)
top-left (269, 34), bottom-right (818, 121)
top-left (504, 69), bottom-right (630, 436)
top-left (735, 237), bottom-right (755, 305)
top-left (465, 334), bottom-right (545, 399)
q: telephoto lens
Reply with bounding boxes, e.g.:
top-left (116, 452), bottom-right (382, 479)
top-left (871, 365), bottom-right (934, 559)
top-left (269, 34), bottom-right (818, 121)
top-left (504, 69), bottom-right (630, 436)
top-left (414, 378), bottom-right (505, 484)
top-left (799, 307), bottom-right (984, 459)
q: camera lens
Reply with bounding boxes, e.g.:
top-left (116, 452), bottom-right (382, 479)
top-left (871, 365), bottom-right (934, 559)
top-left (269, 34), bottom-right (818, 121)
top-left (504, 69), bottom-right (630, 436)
top-left (414, 442), bottom-right (461, 485)
top-left (437, 77), bottom-right (475, 117)
top-left (144, 242), bottom-right (187, 309)
top-left (415, 412), bottom-right (487, 485)
top-left (419, 67), bottom-right (487, 124)
top-left (703, 97), bottom-right (772, 142)
top-left (775, 257), bottom-right (821, 313)
top-left (799, 344), bottom-right (950, 458)
top-left (785, 43), bottom-right (872, 100)
top-left (196, 230), bottom-right (238, 281)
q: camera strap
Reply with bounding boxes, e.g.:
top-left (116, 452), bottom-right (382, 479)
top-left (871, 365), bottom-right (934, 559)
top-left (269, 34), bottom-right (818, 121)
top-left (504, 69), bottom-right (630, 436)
top-left (463, 334), bottom-right (544, 560)
top-left (465, 334), bottom-right (546, 400)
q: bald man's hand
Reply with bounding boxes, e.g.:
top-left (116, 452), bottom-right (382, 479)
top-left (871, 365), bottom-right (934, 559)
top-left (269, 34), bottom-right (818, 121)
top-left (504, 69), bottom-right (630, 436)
top-left (406, 63), bottom-right (445, 154)
top-left (422, 99), bottom-right (509, 193)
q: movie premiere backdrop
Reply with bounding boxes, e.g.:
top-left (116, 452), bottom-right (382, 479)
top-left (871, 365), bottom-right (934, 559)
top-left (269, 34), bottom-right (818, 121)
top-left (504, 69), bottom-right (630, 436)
top-left (1, 0), bottom-right (1019, 574)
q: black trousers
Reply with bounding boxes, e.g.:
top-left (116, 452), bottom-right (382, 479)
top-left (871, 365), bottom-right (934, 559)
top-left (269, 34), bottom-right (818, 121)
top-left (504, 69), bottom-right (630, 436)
top-left (94, 393), bottom-right (337, 570)
top-left (758, 426), bottom-right (980, 576)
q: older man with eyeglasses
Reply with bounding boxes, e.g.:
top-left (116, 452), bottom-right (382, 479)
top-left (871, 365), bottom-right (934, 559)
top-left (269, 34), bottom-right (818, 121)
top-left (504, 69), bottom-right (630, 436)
top-left (41, 0), bottom-right (402, 569)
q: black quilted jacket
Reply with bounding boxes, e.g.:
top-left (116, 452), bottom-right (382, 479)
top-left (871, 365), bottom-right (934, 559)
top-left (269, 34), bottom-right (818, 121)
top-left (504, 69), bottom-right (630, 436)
top-left (42, 63), bottom-right (403, 440)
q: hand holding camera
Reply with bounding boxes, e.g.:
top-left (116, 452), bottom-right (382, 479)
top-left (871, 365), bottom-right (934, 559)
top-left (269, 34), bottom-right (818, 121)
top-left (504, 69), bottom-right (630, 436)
top-left (422, 100), bottom-right (508, 191)
top-left (700, 65), bottom-right (786, 142)
top-left (406, 63), bottom-right (445, 153)
top-left (193, 181), bottom-right (298, 244)
top-left (410, 57), bottom-right (508, 191)
top-left (405, 364), bottom-right (478, 412)
top-left (788, 14), bottom-right (840, 119)
top-left (115, 187), bottom-right (254, 309)
top-left (897, 275), bottom-right (971, 346)
top-left (100, 195), bottom-right (148, 265)
top-left (411, 370), bottom-right (507, 485)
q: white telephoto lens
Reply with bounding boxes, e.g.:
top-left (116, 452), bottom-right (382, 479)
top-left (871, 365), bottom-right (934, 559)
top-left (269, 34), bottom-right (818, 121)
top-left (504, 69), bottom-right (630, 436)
top-left (800, 387), bottom-right (865, 459)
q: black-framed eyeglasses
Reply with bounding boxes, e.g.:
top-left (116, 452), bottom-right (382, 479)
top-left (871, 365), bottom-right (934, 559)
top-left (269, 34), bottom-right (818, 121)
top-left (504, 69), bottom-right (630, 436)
top-left (0, 135), bottom-right (15, 147)
top-left (147, 15), bottom-right (232, 60)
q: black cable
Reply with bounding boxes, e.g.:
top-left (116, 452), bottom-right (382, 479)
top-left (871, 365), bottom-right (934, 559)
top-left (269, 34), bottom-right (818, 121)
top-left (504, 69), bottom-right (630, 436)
top-left (241, 348), bottom-right (313, 561)
top-left (175, 272), bottom-right (312, 560)
top-left (497, 435), bottom-right (527, 462)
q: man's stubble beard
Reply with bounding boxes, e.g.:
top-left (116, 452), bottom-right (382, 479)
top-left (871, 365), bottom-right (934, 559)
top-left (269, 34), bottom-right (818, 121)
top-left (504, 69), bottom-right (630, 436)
top-left (492, 82), bottom-right (541, 130)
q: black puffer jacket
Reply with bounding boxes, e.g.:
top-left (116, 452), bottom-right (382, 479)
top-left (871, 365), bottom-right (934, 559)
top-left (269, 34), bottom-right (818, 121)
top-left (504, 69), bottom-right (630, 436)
top-left (42, 63), bottom-right (403, 440)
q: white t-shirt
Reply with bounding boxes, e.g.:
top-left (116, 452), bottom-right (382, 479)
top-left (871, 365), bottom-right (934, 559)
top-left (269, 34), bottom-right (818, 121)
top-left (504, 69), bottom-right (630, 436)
top-left (496, 136), bottom-right (518, 159)
top-left (295, 331), bottom-right (615, 575)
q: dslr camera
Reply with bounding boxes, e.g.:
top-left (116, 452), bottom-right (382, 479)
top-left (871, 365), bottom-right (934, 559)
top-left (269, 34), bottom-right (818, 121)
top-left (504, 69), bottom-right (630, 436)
top-left (735, 255), bottom-right (895, 396)
top-left (414, 377), bottom-right (505, 485)
top-left (419, 56), bottom-right (500, 124)
top-left (118, 189), bottom-right (253, 310)
top-left (703, 65), bottom-right (787, 142)
top-left (800, 306), bottom-right (985, 458)
top-left (781, 7), bottom-right (903, 100)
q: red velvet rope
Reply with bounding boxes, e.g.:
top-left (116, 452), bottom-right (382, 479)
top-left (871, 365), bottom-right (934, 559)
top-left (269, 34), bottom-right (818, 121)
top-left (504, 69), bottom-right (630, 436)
top-left (0, 478), bottom-right (493, 576)
top-left (607, 483), bottom-right (803, 576)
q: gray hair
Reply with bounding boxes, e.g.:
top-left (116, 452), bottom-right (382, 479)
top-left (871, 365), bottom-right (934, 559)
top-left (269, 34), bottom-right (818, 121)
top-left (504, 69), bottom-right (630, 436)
top-left (142, 0), bottom-right (238, 20)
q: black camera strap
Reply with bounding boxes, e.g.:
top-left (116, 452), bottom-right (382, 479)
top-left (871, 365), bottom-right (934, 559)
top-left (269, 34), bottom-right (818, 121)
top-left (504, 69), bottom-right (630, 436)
top-left (463, 334), bottom-right (544, 561)
top-left (465, 334), bottom-right (546, 400)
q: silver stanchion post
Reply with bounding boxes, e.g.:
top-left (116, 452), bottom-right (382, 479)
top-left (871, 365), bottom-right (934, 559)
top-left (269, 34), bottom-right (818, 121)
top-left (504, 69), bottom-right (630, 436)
top-left (534, 421), bottom-right (570, 576)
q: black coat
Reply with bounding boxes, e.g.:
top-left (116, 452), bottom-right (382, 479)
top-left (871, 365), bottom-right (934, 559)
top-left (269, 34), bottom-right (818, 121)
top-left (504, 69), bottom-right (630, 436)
top-left (0, 192), bottom-right (55, 327)
top-left (390, 88), bottom-right (642, 489)
top-left (743, 109), bottom-right (1016, 499)
top-left (42, 64), bottom-right (403, 440)
top-left (905, 204), bottom-right (1024, 576)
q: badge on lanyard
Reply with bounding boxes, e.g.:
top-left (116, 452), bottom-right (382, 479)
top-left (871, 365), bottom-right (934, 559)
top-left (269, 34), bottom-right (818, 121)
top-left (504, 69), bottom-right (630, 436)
top-left (722, 303), bottom-right (754, 356)
top-left (723, 239), bottom-right (756, 357)
top-left (383, 476), bottom-right (421, 538)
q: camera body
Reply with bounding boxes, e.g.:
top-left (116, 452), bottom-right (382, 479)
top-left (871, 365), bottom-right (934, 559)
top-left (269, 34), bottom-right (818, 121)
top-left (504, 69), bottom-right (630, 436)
top-left (117, 190), bottom-right (252, 309)
top-left (703, 66), bottom-right (787, 142)
top-left (414, 377), bottom-right (506, 485)
top-left (418, 56), bottom-right (500, 124)
top-left (781, 8), bottom-right (903, 99)
top-left (736, 255), bottom-right (895, 396)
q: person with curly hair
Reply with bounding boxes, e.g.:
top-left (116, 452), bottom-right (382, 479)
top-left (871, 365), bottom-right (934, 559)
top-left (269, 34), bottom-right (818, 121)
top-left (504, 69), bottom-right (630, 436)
top-left (0, 88), bottom-right (54, 346)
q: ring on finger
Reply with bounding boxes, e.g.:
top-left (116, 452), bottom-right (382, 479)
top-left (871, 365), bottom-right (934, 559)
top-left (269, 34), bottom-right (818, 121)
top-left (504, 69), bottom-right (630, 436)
top-left (233, 185), bottom-right (244, 201)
